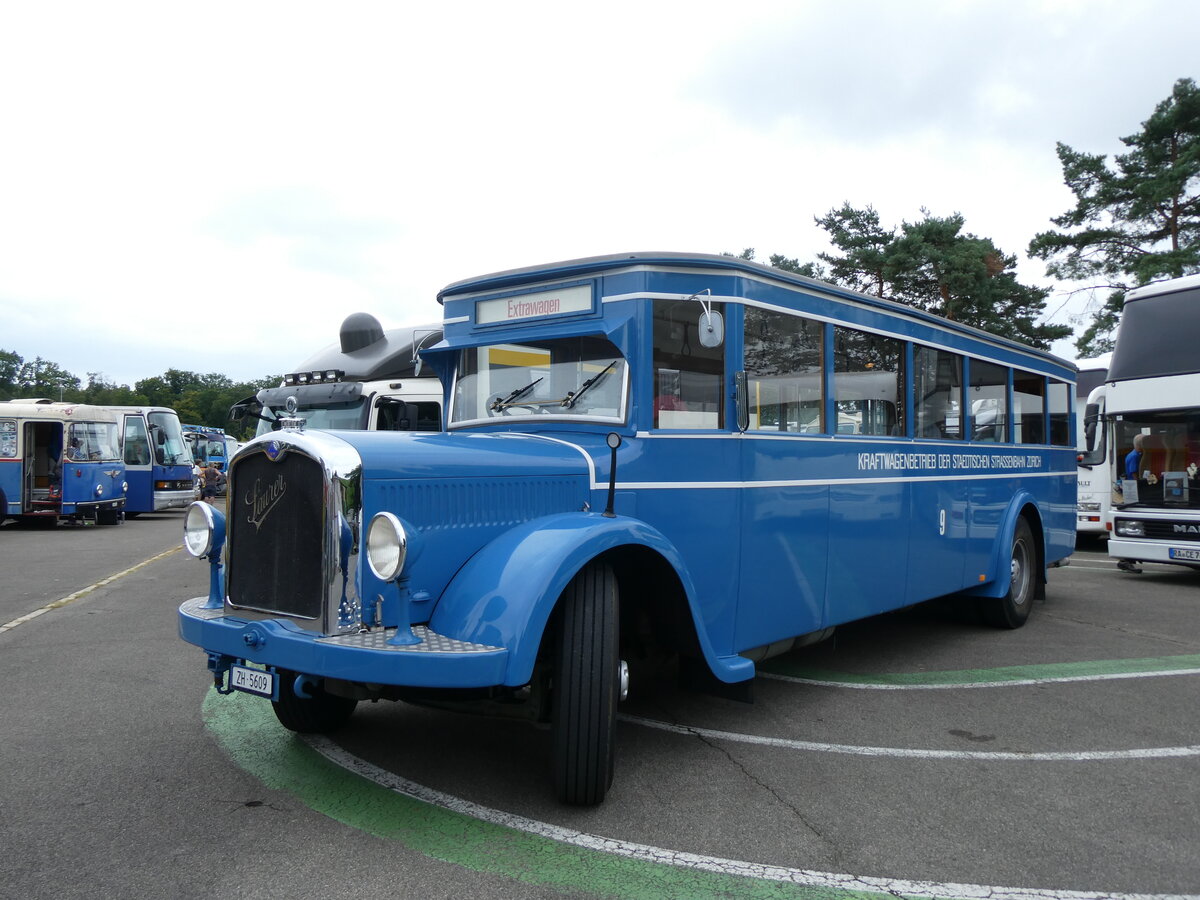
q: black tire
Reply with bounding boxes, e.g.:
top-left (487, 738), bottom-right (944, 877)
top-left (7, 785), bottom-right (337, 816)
top-left (270, 669), bottom-right (358, 734)
top-left (551, 561), bottom-right (619, 806)
top-left (983, 518), bottom-right (1037, 629)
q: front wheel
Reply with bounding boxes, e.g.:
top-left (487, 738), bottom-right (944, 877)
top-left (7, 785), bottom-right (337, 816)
top-left (551, 561), bottom-right (619, 805)
top-left (270, 670), bottom-right (358, 733)
top-left (982, 518), bottom-right (1038, 629)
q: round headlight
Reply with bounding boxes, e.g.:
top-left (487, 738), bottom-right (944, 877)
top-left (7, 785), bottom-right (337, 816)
top-left (366, 512), bottom-right (407, 582)
top-left (95, 484), bottom-right (104, 497)
top-left (183, 502), bottom-right (216, 558)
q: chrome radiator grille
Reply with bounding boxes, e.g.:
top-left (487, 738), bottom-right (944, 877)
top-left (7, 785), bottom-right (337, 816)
top-left (227, 449), bottom-right (326, 620)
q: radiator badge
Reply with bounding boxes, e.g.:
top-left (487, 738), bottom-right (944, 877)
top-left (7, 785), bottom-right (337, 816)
top-left (246, 474), bottom-right (287, 532)
top-left (264, 440), bottom-right (285, 461)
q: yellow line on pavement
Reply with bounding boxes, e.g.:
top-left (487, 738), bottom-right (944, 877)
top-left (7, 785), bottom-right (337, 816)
top-left (0, 545), bottom-right (181, 634)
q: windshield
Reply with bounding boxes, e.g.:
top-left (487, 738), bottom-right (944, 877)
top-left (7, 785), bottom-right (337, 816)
top-left (254, 398), bottom-right (371, 436)
top-left (451, 336), bottom-right (627, 426)
top-left (1113, 410), bottom-right (1200, 509)
top-left (148, 411), bottom-right (191, 465)
top-left (66, 422), bottom-right (121, 461)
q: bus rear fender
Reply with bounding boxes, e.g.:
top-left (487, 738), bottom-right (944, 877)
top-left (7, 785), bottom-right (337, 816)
top-left (961, 495), bottom-right (1046, 600)
top-left (427, 512), bottom-right (749, 687)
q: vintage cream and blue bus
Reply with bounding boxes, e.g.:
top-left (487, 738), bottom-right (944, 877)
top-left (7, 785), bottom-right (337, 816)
top-left (0, 401), bottom-right (126, 526)
top-left (179, 252), bottom-right (1076, 804)
top-left (106, 406), bottom-right (194, 515)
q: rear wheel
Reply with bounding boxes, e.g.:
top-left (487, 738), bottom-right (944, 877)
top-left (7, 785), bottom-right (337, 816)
top-left (983, 518), bottom-right (1037, 629)
top-left (270, 670), bottom-right (358, 733)
top-left (551, 561), bottom-right (619, 805)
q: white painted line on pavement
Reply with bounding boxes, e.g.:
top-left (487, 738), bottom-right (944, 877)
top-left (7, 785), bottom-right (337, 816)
top-left (307, 735), bottom-right (1200, 900)
top-left (622, 714), bottom-right (1200, 762)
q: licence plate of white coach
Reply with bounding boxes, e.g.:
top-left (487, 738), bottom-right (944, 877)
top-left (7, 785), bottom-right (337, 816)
top-left (1169, 547), bottom-right (1200, 562)
top-left (230, 664), bottom-right (276, 698)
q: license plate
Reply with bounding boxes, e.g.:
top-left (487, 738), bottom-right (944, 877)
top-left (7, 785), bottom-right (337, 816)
top-left (1169, 547), bottom-right (1200, 562)
top-left (230, 664), bottom-right (276, 698)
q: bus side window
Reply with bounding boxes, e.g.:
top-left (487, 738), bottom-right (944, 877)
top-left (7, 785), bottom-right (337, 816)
top-left (414, 402), bottom-right (441, 432)
top-left (653, 299), bottom-right (724, 429)
top-left (833, 326), bottom-right (905, 437)
top-left (970, 360), bottom-right (1009, 442)
top-left (1013, 372), bottom-right (1046, 445)
top-left (1047, 380), bottom-right (1071, 446)
top-left (913, 346), bottom-right (962, 440)
top-left (743, 307), bottom-right (824, 433)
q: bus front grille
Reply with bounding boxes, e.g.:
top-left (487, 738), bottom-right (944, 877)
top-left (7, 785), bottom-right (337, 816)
top-left (1144, 520), bottom-right (1200, 543)
top-left (227, 450), bottom-right (326, 620)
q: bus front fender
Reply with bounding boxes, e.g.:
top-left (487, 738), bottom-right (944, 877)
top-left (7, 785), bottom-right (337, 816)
top-left (962, 492), bottom-right (1042, 599)
top-left (427, 511), bottom-right (732, 687)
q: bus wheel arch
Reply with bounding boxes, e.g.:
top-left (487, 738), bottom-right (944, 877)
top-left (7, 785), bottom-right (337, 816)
top-left (982, 509), bottom-right (1043, 629)
top-left (544, 544), bottom-right (699, 805)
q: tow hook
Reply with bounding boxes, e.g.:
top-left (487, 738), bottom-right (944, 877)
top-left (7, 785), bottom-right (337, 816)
top-left (207, 653), bottom-right (236, 695)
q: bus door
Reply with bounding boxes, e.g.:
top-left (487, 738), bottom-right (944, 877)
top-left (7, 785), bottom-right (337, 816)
top-left (23, 421), bottom-right (63, 515)
top-left (122, 414), bottom-right (153, 511)
top-left (0, 419), bottom-right (18, 519)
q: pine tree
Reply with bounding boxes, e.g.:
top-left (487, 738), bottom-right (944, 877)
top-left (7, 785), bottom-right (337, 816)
top-left (1028, 77), bottom-right (1200, 355)
top-left (816, 206), bottom-right (1070, 349)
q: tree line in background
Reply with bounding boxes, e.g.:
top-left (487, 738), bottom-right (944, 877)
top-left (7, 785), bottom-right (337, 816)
top-left (0, 355), bottom-right (277, 440)
top-left (3, 80), bottom-right (1197, 410)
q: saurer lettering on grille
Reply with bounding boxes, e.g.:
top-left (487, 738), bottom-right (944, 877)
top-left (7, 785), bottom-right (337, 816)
top-left (245, 474), bottom-right (288, 532)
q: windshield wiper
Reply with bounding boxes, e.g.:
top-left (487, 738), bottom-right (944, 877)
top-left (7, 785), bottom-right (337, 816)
top-left (490, 377), bottom-right (544, 412)
top-left (560, 361), bottom-right (617, 409)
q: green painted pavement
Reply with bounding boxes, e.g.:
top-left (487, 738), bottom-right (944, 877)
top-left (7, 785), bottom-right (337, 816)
top-left (202, 690), bottom-right (901, 900)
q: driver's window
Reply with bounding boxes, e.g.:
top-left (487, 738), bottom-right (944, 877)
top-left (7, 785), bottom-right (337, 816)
top-left (123, 416), bottom-right (151, 465)
top-left (652, 299), bottom-right (725, 429)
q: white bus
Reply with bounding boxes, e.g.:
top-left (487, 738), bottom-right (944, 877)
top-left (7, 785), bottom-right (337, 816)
top-left (1104, 274), bottom-right (1200, 570)
top-left (230, 314), bottom-right (443, 435)
top-left (1074, 354), bottom-right (1110, 536)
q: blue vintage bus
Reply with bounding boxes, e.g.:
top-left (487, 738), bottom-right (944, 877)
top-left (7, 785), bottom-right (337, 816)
top-left (179, 252), bottom-right (1076, 804)
top-left (1, 401), bottom-right (127, 526)
top-left (107, 406), bottom-right (194, 515)
top-left (182, 424), bottom-right (230, 472)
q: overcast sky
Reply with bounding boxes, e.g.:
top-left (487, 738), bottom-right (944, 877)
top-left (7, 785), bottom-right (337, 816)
top-left (1, 0), bottom-right (1196, 387)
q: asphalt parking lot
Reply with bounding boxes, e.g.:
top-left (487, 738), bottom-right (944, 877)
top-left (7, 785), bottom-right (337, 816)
top-left (2, 521), bottom-right (1197, 899)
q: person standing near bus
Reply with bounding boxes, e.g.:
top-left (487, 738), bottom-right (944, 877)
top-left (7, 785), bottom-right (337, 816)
top-left (201, 463), bottom-right (223, 501)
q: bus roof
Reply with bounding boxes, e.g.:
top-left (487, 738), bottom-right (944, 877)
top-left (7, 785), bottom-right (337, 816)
top-left (293, 314), bottom-right (442, 382)
top-left (0, 401), bottom-right (122, 422)
top-left (436, 251), bottom-right (1074, 370)
top-left (1109, 274), bottom-right (1200, 382)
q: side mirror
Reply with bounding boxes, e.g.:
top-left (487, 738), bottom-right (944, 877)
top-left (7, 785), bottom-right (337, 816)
top-left (698, 310), bottom-right (724, 348)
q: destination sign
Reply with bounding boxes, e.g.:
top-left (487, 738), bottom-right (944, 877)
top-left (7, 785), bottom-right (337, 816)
top-left (476, 284), bottom-right (592, 324)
